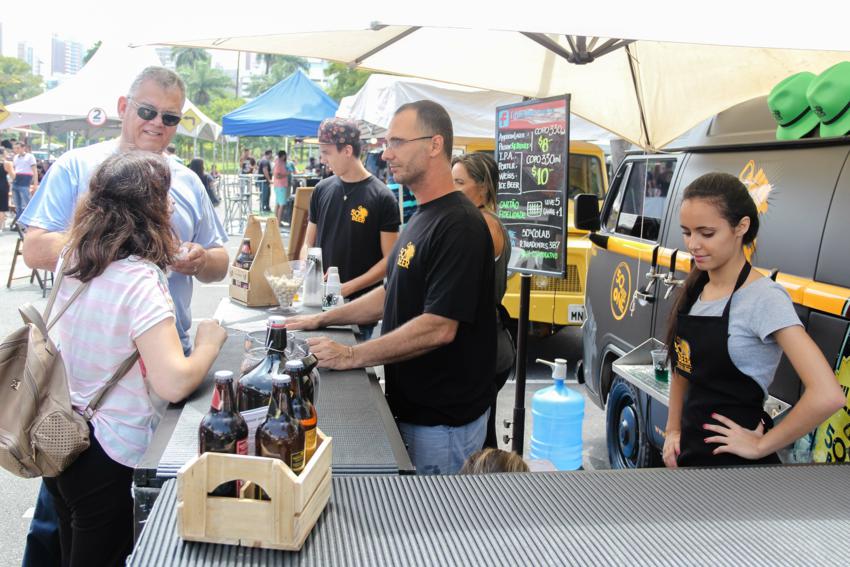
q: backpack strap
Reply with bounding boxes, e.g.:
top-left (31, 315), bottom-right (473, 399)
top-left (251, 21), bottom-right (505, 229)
top-left (79, 351), bottom-right (141, 421)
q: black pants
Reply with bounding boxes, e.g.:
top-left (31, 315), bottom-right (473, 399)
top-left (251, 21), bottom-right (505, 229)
top-left (42, 427), bottom-right (134, 567)
top-left (484, 367), bottom-right (513, 448)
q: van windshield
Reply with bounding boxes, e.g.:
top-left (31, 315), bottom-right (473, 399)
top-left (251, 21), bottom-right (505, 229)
top-left (569, 154), bottom-right (605, 199)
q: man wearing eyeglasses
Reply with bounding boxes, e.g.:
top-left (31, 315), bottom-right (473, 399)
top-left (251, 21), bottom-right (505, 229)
top-left (19, 66), bottom-right (229, 567)
top-left (300, 118), bottom-right (400, 313)
top-left (289, 101), bottom-right (496, 475)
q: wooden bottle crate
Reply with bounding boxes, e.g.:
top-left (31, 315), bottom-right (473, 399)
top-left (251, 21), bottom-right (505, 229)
top-left (177, 429), bottom-right (332, 551)
top-left (229, 215), bottom-right (290, 307)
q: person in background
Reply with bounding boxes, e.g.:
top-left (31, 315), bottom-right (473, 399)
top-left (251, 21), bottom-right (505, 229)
top-left (452, 152), bottom-right (515, 449)
top-left (189, 157), bottom-right (220, 207)
top-left (273, 150), bottom-right (292, 226)
top-left (663, 172), bottom-right (844, 468)
top-left (1, 140), bottom-right (14, 231)
top-left (240, 147), bottom-right (253, 174)
top-left (288, 102), bottom-right (496, 475)
top-left (459, 448), bottom-right (529, 474)
top-left (12, 141), bottom-right (38, 219)
top-left (257, 149), bottom-right (273, 213)
top-left (43, 151), bottom-right (226, 566)
top-left (165, 143), bottom-right (183, 164)
top-left (209, 163), bottom-right (221, 182)
top-left (301, 118), bottom-right (400, 313)
top-left (20, 65), bottom-right (229, 567)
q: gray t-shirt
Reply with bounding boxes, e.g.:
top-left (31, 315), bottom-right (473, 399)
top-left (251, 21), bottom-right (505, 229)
top-left (689, 277), bottom-right (801, 398)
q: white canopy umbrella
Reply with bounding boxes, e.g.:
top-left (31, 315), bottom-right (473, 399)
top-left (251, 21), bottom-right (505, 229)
top-left (148, 2), bottom-right (850, 150)
top-left (337, 74), bottom-right (616, 142)
top-left (0, 42), bottom-right (221, 141)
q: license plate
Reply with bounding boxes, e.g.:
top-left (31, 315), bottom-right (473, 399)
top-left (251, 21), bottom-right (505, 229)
top-left (568, 305), bottom-right (585, 324)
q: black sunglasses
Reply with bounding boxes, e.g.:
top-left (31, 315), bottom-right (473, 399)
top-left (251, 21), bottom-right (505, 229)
top-left (129, 98), bottom-right (183, 127)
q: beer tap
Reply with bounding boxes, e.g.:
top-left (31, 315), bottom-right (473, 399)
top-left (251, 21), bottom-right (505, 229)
top-left (663, 249), bottom-right (687, 300)
top-left (632, 245), bottom-right (663, 310)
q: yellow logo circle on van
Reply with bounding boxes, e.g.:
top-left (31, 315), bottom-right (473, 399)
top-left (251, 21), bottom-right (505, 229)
top-left (610, 262), bottom-right (631, 320)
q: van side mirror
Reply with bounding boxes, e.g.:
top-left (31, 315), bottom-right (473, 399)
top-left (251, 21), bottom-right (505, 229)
top-left (574, 194), bottom-right (601, 231)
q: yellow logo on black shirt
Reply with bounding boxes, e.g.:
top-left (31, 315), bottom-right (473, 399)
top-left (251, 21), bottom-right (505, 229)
top-left (351, 205), bottom-right (369, 224)
top-left (674, 337), bottom-right (692, 374)
top-left (397, 242), bottom-right (415, 269)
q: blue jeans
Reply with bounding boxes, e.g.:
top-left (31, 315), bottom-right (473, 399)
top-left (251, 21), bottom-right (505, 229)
top-left (398, 408), bottom-right (490, 475)
top-left (12, 176), bottom-right (32, 218)
top-left (257, 180), bottom-right (270, 211)
top-left (22, 482), bottom-right (60, 567)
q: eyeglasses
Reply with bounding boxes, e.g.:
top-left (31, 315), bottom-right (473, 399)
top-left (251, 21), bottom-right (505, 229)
top-left (128, 98), bottom-right (183, 127)
top-left (385, 135), bottom-right (435, 150)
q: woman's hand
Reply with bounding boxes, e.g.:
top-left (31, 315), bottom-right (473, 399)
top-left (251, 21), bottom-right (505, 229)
top-left (663, 430), bottom-right (681, 468)
top-left (703, 413), bottom-right (767, 460)
top-left (194, 319), bottom-right (227, 351)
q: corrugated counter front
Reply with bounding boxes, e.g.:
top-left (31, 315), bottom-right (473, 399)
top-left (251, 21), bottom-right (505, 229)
top-left (129, 464), bottom-right (850, 566)
top-left (133, 307), bottom-right (413, 538)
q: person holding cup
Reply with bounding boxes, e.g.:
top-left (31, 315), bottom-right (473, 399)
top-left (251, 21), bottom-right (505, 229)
top-left (663, 172), bottom-right (844, 468)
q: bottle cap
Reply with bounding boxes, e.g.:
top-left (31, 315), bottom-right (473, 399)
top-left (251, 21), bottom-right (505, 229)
top-left (285, 360), bottom-right (305, 373)
top-left (267, 315), bottom-right (287, 329)
top-left (272, 373), bottom-right (292, 385)
top-left (214, 370), bottom-right (234, 382)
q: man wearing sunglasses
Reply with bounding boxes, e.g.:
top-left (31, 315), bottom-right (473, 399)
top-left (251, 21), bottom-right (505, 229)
top-left (19, 66), bottom-right (229, 567)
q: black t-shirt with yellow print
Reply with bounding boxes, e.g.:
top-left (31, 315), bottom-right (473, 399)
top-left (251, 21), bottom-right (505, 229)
top-left (382, 190), bottom-right (496, 426)
top-left (309, 175), bottom-right (400, 299)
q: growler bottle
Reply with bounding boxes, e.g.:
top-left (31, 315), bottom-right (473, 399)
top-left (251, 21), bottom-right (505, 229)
top-left (237, 316), bottom-right (287, 455)
top-left (256, 373), bottom-right (305, 474)
top-left (286, 360), bottom-right (318, 463)
top-left (199, 371), bottom-right (249, 497)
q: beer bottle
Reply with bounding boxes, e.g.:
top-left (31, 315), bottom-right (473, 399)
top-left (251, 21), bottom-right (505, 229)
top-left (199, 370), bottom-right (249, 497)
top-left (237, 316), bottom-right (287, 455)
top-left (234, 238), bottom-right (254, 269)
top-left (286, 360), bottom-right (318, 463)
top-left (256, 373), bottom-right (305, 474)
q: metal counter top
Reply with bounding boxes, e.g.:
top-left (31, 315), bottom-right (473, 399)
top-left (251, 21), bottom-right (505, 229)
top-left (130, 464), bottom-right (850, 566)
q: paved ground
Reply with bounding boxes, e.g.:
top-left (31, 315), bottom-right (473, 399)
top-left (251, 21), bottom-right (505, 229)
top-left (0, 220), bottom-right (608, 566)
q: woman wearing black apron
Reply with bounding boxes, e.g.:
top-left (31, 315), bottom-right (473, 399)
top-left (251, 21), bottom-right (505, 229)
top-left (663, 173), bottom-right (844, 467)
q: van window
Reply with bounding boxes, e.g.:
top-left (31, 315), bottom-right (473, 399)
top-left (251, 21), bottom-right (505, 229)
top-left (609, 158), bottom-right (676, 241)
top-left (569, 154), bottom-right (605, 198)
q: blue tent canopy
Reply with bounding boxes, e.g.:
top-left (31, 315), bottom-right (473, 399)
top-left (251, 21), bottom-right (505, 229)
top-left (222, 69), bottom-right (339, 137)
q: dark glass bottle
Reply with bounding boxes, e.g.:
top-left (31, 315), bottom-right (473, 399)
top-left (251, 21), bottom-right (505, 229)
top-left (256, 373), bottom-right (305, 474)
top-left (199, 371), bottom-right (249, 497)
top-left (234, 238), bottom-right (254, 269)
top-left (299, 353), bottom-right (319, 406)
top-left (237, 316), bottom-right (287, 412)
top-left (286, 360), bottom-right (318, 464)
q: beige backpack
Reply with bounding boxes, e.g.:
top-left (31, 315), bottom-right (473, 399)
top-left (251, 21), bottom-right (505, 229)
top-left (0, 269), bottom-right (137, 478)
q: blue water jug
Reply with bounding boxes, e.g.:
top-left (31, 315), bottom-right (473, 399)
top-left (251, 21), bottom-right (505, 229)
top-left (529, 358), bottom-right (584, 470)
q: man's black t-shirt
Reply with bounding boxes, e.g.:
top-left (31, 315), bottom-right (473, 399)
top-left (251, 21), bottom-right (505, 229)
top-left (382, 191), bottom-right (496, 426)
top-left (309, 175), bottom-right (400, 298)
top-left (257, 157), bottom-right (271, 181)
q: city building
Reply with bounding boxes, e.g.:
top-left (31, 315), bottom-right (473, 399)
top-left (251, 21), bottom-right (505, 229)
top-left (51, 35), bottom-right (83, 75)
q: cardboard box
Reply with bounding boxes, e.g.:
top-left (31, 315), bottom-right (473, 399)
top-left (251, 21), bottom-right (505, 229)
top-left (177, 430), bottom-right (332, 551)
top-left (229, 215), bottom-right (289, 307)
top-left (287, 187), bottom-right (315, 261)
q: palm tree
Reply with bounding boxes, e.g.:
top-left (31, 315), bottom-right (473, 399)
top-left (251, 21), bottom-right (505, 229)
top-left (172, 47), bottom-right (211, 69)
top-left (180, 62), bottom-right (233, 106)
top-left (247, 58), bottom-right (310, 97)
top-left (258, 54), bottom-right (309, 75)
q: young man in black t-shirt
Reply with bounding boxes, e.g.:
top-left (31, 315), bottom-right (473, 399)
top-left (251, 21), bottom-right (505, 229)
top-left (289, 102), bottom-right (496, 475)
top-left (257, 149), bottom-right (273, 212)
top-left (302, 118), bottom-right (400, 302)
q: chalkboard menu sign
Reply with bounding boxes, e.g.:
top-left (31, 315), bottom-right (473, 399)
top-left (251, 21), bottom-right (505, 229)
top-left (495, 95), bottom-right (570, 277)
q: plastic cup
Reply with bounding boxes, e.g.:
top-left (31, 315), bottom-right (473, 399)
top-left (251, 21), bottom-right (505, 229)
top-left (651, 349), bottom-right (669, 382)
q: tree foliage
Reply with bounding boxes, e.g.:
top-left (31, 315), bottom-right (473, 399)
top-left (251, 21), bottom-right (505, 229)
top-left (83, 41), bottom-right (102, 65)
top-left (324, 62), bottom-right (371, 101)
top-left (178, 62), bottom-right (233, 106)
top-left (248, 56), bottom-right (310, 97)
top-left (200, 96), bottom-right (245, 125)
top-left (172, 47), bottom-right (211, 69)
top-left (0, 56), bottom-right (44, 104)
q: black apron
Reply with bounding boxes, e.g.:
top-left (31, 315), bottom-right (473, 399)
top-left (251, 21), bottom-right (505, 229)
top-left (674, 262), bottom-right (780, 467)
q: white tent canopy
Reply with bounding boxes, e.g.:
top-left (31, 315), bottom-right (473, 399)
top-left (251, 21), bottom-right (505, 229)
top-left (337, 74), bottom-right (616, 142)
top-left (149, 2), bottom-right (850, 150)
top-left (0, 42), bottom-right (221, 141)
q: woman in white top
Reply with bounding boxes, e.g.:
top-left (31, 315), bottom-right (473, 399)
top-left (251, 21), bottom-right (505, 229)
top-left (43, 152), bottom-right (226, 566)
